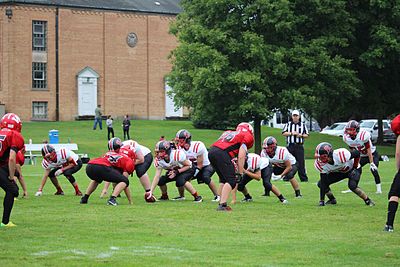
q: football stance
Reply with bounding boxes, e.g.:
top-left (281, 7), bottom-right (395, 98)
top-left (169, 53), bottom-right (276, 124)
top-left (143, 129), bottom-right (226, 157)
top-left (0, 113), bottom-right (25, 227)
top-left (208, 122), bottom-right (254, 211)
top-left (384, 115), bottom-right (400, 232)
top-left (175, 129), bottom-right (219, 201)
top-left (314, 142), bottom-right (375, 206)
top-left (237, 153), bottom-right (288, 204)
top-left (343, 120), bottom-right (382, 193)
top-left (150, 140), bottom-right (202, 202)
top-left (261, 136), bottom-right (302, 198)
top-left (35, 144), bottom-right (83, 196)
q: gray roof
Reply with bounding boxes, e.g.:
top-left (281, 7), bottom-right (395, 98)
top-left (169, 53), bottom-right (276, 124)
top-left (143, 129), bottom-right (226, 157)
top-left (0, 0), bottom-right (182, 15)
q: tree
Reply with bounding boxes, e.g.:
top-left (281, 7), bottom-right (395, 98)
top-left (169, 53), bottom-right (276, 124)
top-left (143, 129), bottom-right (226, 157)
top-left (168, 0), bottom-right (360, 152)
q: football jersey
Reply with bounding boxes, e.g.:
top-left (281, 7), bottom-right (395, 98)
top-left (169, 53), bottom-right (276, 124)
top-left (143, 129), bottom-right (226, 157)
top-left (42, 148), bottom-right (79, 170)
top-left (212, 130), bottom-right (254, 158)
top-left (314, 148), bottom-right (354, 174)
top-left (154, 149), bottom-right (190, 170)
top-left (246, 153), bottom-right (269, 172)
top-left (260, 146), bottom-right (296, 168)
top-left (0, 128), bottom-right (25, 167)
top-left (343, 130), bottom-right (375, 156)
top-left (89, 151), bottom-right (135, 174)
top-left (120, 146), bottom-right (137, 161)
top-left (180, 141), bottom-right (210, 166)
top-left (122, 140), bottom-right (151, 156)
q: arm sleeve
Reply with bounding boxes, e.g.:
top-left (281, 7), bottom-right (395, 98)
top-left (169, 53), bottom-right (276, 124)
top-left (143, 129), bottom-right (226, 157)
top-left (319, 173), bottom-right (329, 200)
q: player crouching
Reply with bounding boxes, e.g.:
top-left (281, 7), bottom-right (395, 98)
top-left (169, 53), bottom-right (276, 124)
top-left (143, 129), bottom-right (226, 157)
top-left (315, 142), bottom-right (375, 206)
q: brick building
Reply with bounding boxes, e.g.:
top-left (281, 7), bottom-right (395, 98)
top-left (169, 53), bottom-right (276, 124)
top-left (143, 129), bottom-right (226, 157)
top-left (0, 0), bottom-right (182, 121)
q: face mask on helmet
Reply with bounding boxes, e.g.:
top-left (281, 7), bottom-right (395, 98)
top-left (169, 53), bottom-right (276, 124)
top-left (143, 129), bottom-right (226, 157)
top-left (236, 122), bottom-right (254, 135)
top-left (155, 141), bottom-right (171, 160)
top-left (263, 136), bottom-right (277, 157)
top-left (0, 113), bottom-right (22, 132)
top-left (175, 129), bottom-right (191, 148)
top-left (108, 137), bottom-right (122, 152)
top-left (345, 120), bottom-right (359, 139)
top-left (315, 142), bottom-right (333, 163)
top-left (41, 145), bottom-right (57, 162)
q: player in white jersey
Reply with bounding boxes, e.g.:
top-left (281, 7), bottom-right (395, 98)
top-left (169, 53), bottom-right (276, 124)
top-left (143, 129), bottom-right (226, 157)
top-left (35, 144), bottom-right (83, 196)
top-left (236, 153), bottom-right (288, 204)
top-left (100, 139), bottom-right (153, 199)
top-left (314, 142), bottom-right (375, 206)
top-left (174, 130), bottom-right (219, 201)
top-left (261, 137), bottom-right (302, 198)
top-left (150, 140), bottom-right (203, 202)
top-left (343, 120), bottom-right (382, 193)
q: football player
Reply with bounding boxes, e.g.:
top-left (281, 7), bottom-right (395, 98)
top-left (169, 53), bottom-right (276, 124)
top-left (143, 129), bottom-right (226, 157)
top-left (208, 122), bottom-right (254, 211)
top-left (261, 136), bottom-right (302, 198)
top-left (384, 115), bottom-right (400, 232)
top-left (0, 113), bottom-right (25, 227)
top-left (314, 142), bottom-right (375, 206)
top-left (237, 153), bottom-right (288, 204)
top-left (14, 149), bottom-right (28, 198)
top-left (343, 120), bottom-right (382, 194)
top-left (80, 137), bottom-right (134, 206)
top-left (150, 140), bottom-right (203, 202)
top-left (35, 144), bottom-right (83, 196)
top-left (174, 129), bottom-right (219, 201)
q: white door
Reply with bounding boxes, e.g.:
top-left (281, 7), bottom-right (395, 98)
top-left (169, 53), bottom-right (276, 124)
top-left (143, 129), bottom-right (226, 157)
top-left (165, 82), bottom-right (183, 117)
top-left (78, 78), bottom-right (97, 116)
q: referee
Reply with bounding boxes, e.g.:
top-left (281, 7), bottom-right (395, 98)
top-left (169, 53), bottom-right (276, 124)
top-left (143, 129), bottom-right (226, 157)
top-left (282, 110), bottom-right (309, 182)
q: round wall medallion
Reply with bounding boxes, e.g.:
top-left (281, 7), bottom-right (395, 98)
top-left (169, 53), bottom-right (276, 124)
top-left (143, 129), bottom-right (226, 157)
top-left (127, 32), bottom-right (138, 47)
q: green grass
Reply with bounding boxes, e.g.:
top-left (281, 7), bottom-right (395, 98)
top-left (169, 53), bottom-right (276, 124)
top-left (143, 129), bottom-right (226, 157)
top-left (1, 120), bottom-right (399, 266)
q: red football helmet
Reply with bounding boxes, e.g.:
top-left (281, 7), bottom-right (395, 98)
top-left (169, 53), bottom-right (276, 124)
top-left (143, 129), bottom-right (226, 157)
top-left (175, 129), bottom-right (192, 148)
top-left (0, 113), bottom-right (22, 132)
top-left (236, 122), bottom-right (254, 135)
top-left (315, 142), bottom-right (333, 163)
top-left (262, 136), bottom-right (277, 157)
top-left (345, 120), bottom-right (359, 139)
top-left (108, 137), bottom-right (122, 152)
top-left (391, 114), bottom-right (400, 136)
top-left (41, 144), bottom-right (57, 162)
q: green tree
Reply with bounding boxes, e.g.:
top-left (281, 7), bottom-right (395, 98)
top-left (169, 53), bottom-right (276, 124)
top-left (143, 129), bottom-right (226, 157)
top-left (168, 0), bottom-right (360, 152)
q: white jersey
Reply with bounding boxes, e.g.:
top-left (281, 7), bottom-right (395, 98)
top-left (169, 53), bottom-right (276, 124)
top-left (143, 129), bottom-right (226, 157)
top-left (343, 130), bottom-right (376, 156)
top-left (122, 140), bottom-right (151, 156)
top-left (181, 141), bottom-right (210, 166)
top-left (261, 146), bottom-right (296, 168)
top-left (314, 148), bottom-right (354, 174)
top-left (154, 149), bottom-right (190, 170)
top-left (41, 148), bottom-right (78, 170)
top-left (246, 153), bottom-right (269, 172)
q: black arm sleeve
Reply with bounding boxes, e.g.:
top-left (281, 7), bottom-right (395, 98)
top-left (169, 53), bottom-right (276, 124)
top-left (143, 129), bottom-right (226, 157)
top-left (349, 149), bottom-right (360, 159)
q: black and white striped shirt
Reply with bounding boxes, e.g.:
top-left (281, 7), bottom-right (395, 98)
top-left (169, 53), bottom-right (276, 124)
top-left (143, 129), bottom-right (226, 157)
top-left (282, 121), bottom-right (309, 145)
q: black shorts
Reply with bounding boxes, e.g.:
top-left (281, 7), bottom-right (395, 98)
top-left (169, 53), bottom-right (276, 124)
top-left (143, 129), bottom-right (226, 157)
top-left (85, 164), bottom-right (129, 186)
top-left (158, 168), bottom-right (194, 187)
top-left (388, 170), bottom-right (400, 198)
top-left (195, 164), bottom-right (215, 184)
top-left (208, 146), bottom-right (236, 185)
top-left (272, 163), bottom-right (298, 180)
top-left (360, 151), bottom-right (380, 167)
top-left (136, 153), bottom-right (153, 178)
top-left (49, 159), bottom-right (83, 178)
top-left (0, 166), bottom-right (19, 195)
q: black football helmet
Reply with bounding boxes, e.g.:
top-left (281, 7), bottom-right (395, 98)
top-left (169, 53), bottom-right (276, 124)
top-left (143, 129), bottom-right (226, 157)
top-left (176, 129), bottom-right (192, 147)
top-left (108, 137), bottom-right (122, 152)
top-left (315, 142), bottom-right (333, 163)
top-left (262, 136), bottom-right (277, 157)
top-left (41, 144), bottom-right (57, 162)
top-left (345, 120), bottom-right (360, 139)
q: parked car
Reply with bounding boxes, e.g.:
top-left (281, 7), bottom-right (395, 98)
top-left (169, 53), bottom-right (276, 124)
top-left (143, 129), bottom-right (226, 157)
top-left (383, 128), bottom-right (397, 143)
top-left (359, 119), bottom-right (391, 143)
top-left (320, 122), bottom-right (347, 136)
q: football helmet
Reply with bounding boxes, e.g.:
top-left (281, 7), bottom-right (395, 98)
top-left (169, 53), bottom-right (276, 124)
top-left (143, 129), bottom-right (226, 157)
top-left (236, 122), bottom-right (254, 135)
top-left (41, 144), bottom-right (57, 162)
top-left (155, 140), bottom-right (171, 160)
top-left (175, 129), bottom-right (192, 147)
top-left (0, 113), bottom-right (22, 132)
top-left (391, 114), bottom-right (400, 135)
top-left (262, 136), bottom-right (277, 157)
top-left (108, 137), bottom-right (122, 152)
top-left (345, 120), bottom-right (360, 139)
top-left (315, 142), bottom-right (333, 163)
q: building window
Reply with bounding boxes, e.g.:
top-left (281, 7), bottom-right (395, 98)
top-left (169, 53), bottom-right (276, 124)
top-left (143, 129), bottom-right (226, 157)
top-left (32, 21), bottom-right (47, 51)
top-left (32, 101), bottom-right (48, 119)
top-left (32, 62), bottom-right (47, 89)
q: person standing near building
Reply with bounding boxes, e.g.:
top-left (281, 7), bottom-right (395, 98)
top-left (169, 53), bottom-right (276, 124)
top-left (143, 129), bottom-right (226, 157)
top-left (93, 105), bottom-right (103, 130)
top-left (384, 114), bottom-right (400, 232)
top-left (122, 114), bottom-right (131, 140)
top-left (106, 115), bottom-right (114, 140)
top-left (282, 109), bottom-right (309, 182)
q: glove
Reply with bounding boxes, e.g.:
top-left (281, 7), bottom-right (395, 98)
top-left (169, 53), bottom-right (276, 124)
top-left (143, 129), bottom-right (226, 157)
top-left (370, 163), bottom-right (378, 172)
top-left (235, 173), bottom-right (243, 183)
top-left (319, 201), bottom-right (325, 206)
top-left (194, 167), bottom-right (200, 177)
top-left (55, 169), bottom-right (63, 176)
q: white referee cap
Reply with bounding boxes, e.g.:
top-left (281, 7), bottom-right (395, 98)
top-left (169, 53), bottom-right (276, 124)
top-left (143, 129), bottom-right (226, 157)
top-left (292, 110), bottom-right (300, 116)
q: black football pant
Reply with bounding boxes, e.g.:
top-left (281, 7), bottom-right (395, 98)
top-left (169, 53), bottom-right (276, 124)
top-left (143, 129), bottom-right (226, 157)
top-left (287, 144), bottom-right (308, 181)
top-left (0, 166), bottom-right (19, 224)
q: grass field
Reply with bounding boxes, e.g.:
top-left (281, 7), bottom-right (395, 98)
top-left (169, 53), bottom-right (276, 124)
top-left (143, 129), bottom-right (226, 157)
top-left (1, 120), bottom-right (399, 266)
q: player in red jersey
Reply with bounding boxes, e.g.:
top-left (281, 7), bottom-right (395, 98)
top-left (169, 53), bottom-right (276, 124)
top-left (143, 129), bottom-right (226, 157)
top-left (208, 122), bottom-right (254, 211)
top-left (13, 149), bottom-right (28, 198)
top-left (0, 113), bottom-right (24, 227)
top-left (80, 138), bottom-right (135, 206)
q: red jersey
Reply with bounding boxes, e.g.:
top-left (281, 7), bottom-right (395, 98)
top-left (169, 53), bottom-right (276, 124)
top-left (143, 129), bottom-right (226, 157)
top-left (212, 130), bottom-right (254, 158)
top-left (16, 150), bottom-right (25, 166)
top-left (120, 145), bottom-right (137, 161)
top-left (0, 128), bottom-right (25, 167)
top-left (89, 151), bottom-right (135, 174)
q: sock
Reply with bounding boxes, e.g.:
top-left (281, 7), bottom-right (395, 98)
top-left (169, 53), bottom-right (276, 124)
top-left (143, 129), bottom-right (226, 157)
top-left (386, 201), bottom-right (399, 226)
top-left (162, 192), bottom-right (168, 197)
top-left (145, 189), bottom-right (151, 192)
top-left (295, 190), bottom-right (301, 196)
top-left (56, 186), bottom-right (63, 192)
top-left (110, 195), bottom-right (116, 200)
top-left (244, 193), bottom-right (251, 199)
top-left (74, 184), bottom-right (80, 192)
top-left (278, 194), bottom-right (285, 201)
top-left (376, 184), bottom-right (382, 192)
top-left (192, 192), bottom-right (198, 198)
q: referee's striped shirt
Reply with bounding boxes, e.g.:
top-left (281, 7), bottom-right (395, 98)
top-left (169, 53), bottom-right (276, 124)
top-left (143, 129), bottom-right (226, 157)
top-left (282, 121), bottom-right (309, 145)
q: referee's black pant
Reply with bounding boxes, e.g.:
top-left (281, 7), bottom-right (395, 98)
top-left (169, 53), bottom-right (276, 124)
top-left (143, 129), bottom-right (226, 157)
top-left (287, 143), bottom-right (309, 182)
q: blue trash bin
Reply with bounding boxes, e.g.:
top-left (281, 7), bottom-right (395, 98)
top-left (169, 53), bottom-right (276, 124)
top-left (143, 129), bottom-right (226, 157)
top-left (49, 129), bottom-right (59, 144)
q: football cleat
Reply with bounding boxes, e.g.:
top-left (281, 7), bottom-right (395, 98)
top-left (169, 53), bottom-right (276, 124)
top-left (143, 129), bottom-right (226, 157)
top-left (194, 196), bottom-right (203, 203)
top-left (384, 225), bottom-right (394, 232)
top-left (0, 221), bottom-right (17, 227)
top-left (341, 189), bottom-right (352, 194)
top-left (281, 199), bottom-right (289, 204)
top-left (241, 197), bottom-right (253, 202)
top-left (172, 196), bottom-right (186, 201)
top-left (75, 191), bottom-right (83, 196)
top-left (212, 195), bottom-right (220, 202)
top-left (216, 205), bottom-right (232, 211)
top-left (325, 199), bottom-right (337, 205)
top-left (295, 194), bottom-right (303, 198)
top-left (35, 191), bottom-right (42, 197)
top-left (54, 191), bottom-right (64, 195)
top-left (159, 194), bottom-right (169, 201)
top-left (107, 197), bottom-right (118, 206)
top-left (80, 196), bottom-right (88, 204)
top-left (365, 199), bottom-right (375, 207)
